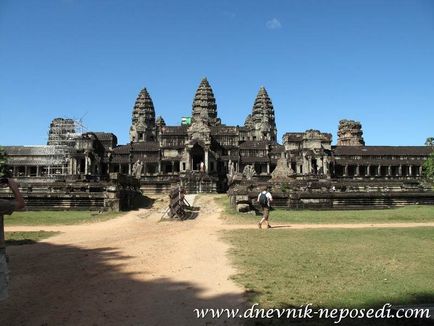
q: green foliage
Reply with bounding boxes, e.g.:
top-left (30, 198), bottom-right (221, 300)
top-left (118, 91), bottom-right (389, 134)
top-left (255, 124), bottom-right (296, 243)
top-left (0, 146), bottom-right (7, 177)
top-left (423, 152), bottom-right (434, 182)
top-left (280, 182), bottom-right (290, 193)
top-left (5, 231), bottom-right (60, 246)
top-left (425, 137), bottom-right (434, 147)
top-left (4, 210), bottom-right (123, 226)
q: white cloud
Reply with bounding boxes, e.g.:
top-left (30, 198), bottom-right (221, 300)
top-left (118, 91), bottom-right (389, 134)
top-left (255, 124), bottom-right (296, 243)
top-left (266, 18), bottom-right (282, 30)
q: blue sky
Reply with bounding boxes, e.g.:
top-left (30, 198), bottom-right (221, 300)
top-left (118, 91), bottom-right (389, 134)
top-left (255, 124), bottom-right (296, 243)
top-left (1, 0), bottom-right (433, 146)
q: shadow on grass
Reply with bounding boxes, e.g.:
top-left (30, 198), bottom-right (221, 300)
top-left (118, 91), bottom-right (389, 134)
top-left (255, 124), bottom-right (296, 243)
top-left (0, 241), bottom-right (245, 326)
top-left (5, 239), bottom-right (37, 246)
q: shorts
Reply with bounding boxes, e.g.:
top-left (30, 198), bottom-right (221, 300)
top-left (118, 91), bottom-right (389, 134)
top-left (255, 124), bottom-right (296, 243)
top-left (262, 207), bottom-right (270, 220)
top-left (0, 250), bottom-right (9, 301)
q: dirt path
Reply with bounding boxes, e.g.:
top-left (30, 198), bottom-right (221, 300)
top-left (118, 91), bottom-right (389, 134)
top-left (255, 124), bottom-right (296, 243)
top-left (1, 195), bottom-right (246, 326)
top-left (223, 221), bottom-right (434, 230)
top-left (8, 221), bottom-right (434, 233)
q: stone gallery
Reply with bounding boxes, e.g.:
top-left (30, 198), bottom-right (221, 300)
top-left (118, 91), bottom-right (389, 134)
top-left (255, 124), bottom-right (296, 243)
top-left (2, 78), bottom-right (433, 210)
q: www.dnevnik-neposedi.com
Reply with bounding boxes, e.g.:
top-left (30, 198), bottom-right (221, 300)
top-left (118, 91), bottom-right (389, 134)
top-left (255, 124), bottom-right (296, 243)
top-left (194, 303), bottom-right (432, 324)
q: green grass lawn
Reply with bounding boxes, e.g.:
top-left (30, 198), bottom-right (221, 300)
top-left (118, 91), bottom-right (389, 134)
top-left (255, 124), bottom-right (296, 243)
top-left (4, 211), bottom-right (123, 226)
top-left (5, 231), bottom-right (60, 246)
top-left (225, 227), bottom-right (434, 324)
top-left (216, 196), bottom-right (434, 224)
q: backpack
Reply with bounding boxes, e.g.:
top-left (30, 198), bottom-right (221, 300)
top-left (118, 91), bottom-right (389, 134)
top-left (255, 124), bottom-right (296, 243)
top-left (259, 192), bottom-right (268, 207)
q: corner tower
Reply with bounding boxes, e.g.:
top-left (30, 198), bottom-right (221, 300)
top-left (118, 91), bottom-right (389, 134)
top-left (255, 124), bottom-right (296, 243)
top-left (337, 119), bottom-right (365, 146)
top-left (245, 86), bottom-right (277, 141)
top-left (129, 88), bottom-right (156, 142)
top-left (191, 78), bottom-right (221, 126)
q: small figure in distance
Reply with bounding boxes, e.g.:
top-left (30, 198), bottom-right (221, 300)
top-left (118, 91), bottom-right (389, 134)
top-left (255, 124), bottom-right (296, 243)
top-left (257, 186), bottom-right (273, 229)
top-left (0, 177), bottom-right (25, 301)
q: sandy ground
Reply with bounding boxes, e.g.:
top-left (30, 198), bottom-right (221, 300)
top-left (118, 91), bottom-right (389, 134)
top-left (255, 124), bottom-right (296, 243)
top-left (2, 195), bottom-right (434, 326)
top-left (1, 195), bottom-right (246, 326)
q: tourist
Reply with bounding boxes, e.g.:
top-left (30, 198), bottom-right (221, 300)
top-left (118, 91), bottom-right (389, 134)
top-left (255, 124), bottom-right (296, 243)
top-left (0, 178), bottom-right (25, 301)
top-left (257, 186), bottom-right (273, 229)
top-left (200, 161), bottom-right (205, 173)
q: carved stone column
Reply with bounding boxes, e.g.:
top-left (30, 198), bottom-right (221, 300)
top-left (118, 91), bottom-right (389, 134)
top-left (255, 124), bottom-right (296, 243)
top-left (204, 150), bottom-right (209, 173)
top-left (85, 154), bottom-right (89, 175)
top-left (186, 151), bottom-right (191, 171)
top-left (344, 164), bottom-right (348, 177)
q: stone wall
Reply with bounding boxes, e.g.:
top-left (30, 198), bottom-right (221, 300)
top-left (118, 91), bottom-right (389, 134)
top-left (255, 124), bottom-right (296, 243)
top-left (228, 177), bottom-right (434, 211)
top-left (0, 173), bottom-right (144, 212)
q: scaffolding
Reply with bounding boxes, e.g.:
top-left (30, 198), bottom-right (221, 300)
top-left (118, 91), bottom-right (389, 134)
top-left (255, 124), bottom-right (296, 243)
top-left (43, 117), bottom-right (86, 178)
top-left (47, 118), bottom-right (86, 147)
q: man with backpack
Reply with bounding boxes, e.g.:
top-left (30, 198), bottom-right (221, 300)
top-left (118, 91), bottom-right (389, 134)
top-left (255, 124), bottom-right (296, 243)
top-left (257, 186), bottom-right (273, 229)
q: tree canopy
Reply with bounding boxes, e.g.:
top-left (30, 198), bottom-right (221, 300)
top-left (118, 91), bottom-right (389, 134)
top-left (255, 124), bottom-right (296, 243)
top-left (0, 147), bottom-right (7, 177)
top-left (423, 152), bottom-right (434, 181)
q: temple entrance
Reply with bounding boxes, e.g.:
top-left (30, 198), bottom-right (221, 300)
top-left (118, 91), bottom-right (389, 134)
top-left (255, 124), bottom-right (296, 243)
top-left (311, 159), bottom-right (318, 174)
top-left (191, 143), bottom-right (205, 171)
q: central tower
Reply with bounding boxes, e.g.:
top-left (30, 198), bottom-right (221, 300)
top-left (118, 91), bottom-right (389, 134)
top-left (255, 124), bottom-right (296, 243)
top-left (191, 78), bottom-right (221, 126)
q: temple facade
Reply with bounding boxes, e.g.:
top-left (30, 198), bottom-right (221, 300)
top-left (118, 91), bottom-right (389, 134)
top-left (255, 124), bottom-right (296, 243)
top-left (2, 78), bottom-right (432, 194)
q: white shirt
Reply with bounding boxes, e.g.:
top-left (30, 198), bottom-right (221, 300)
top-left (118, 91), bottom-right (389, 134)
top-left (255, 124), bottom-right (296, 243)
top-left (257, 191), bottom-right (273, 207)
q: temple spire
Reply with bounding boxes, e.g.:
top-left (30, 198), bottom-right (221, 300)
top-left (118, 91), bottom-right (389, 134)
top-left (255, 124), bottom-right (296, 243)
top-left (191, 78), bottom-right (221, 126)
top-left (246, 86), bottom-right (277, 141)
top-left (129, 88), bottom-right (156, 142)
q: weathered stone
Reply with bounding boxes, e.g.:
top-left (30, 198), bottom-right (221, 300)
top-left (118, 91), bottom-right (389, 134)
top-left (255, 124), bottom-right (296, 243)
top-left (245, 86), bottom-right (277, 141)
top-left (337, 119), bottom-right (365, 146)
top-left (236, 203), bottom-right (250, 212)
top-left (129, 88), bottom-right (156, 142)
top-left (242, 165), bottom-right (256, 180)
top-left (47, 118), bottom-right (77, 146)
top-left (191, 78), bottom-right (221, 126)
top-left (271, 154), bottom-right (294, 180)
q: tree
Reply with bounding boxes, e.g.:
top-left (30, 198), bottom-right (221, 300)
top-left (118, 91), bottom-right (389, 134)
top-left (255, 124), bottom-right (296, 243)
top-left (425, 137), bottom-right (434, 147)
top-left (0, 147), bottom-right (7, 177)
top-left (423, 152), bottom-right (434, 182)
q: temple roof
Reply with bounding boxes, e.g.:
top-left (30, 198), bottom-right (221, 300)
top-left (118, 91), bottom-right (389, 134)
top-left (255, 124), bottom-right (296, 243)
top-left (92, 132), bottom-right (117, 141)
top-left (112, 142), bottom-right (160, 154)
top-left (4, 145), bottom-right (72, 156)
top-left (333, 146), bottom-right (432, 156)
top-left (333, 158), bottom-right (425, 166)
top-left (283, 132), bottom-right (304, 142)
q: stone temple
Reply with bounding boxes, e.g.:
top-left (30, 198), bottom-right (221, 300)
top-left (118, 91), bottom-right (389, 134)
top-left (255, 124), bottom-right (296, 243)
top-left (1, 77), bottom-right (433, 210)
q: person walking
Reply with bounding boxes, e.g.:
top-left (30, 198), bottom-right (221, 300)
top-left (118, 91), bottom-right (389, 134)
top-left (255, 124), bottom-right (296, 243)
top-left (0, 178), bottom-right (25, 301)
top-left (257, 186), bottom-right (273, 229)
